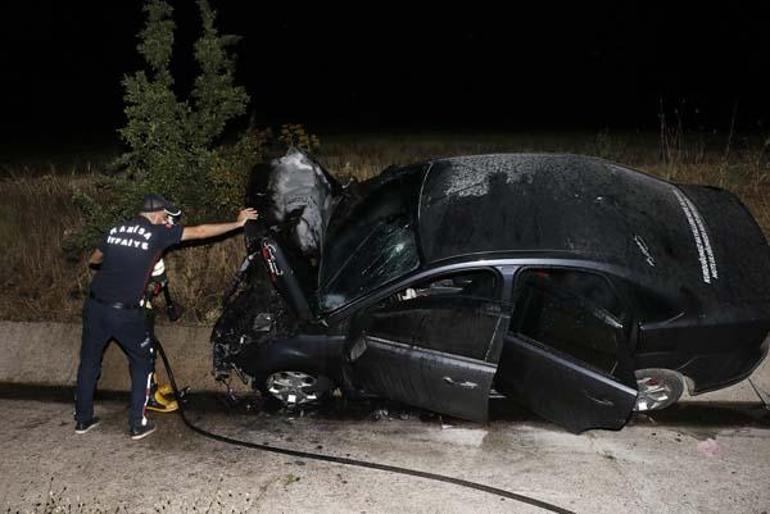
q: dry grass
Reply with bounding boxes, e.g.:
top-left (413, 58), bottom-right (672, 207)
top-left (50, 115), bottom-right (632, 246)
top-left (0, 173), bottom-right (94, 320)
top-left (1, 131), bottom-right (768, 323)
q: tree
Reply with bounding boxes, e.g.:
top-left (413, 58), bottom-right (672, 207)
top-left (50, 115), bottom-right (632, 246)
top-left (117, 0), bottom-right (190, 188)
top-left (70, 0), bottom-right (266, 251)
top-left (115, 0), bottom-right (251, 221)
top-left (191, 0), bottom-right (249, 149)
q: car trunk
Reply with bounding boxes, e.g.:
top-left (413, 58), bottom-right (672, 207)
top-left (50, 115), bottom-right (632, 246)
top-left (675, 184), bottom-right (770, 306)
top-left (638, 185), bottom-right (770, 392)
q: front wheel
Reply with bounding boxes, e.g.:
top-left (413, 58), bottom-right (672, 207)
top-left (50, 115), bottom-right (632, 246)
top-left (633, 368), bottom-right (685, 411)
top-left (262, 370), bottom-right (333, 407)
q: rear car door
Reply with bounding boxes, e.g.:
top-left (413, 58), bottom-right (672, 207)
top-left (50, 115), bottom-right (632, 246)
top-left (347, 269), bottom-right (505, 422)
top-left (495, 268), bottom-right (638, 432)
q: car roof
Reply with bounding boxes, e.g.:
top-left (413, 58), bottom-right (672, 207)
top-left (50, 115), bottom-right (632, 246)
top-left (416, 153), bottom-right (724, 295)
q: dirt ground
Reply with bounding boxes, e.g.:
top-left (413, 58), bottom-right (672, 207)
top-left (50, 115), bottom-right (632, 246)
top-left (1, 390), bottom-right (769, 514)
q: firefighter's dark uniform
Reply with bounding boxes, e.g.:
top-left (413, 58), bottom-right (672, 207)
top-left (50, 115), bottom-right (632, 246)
top-left (75, 216), bottom-right (182, 431)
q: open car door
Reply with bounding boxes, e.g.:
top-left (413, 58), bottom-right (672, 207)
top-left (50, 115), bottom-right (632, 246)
top-left (346, 270), bottom-right (505, 422)
top-left (495, 269), bottom-right (638, 433)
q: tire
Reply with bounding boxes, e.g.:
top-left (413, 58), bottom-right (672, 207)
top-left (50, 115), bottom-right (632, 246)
top-left (259, 369), bottom-right (334, 407)
top-left (633, 368), bottom-right (685, 411)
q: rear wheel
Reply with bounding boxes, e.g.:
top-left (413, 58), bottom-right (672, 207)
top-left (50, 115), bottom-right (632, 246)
top-left (633, 368), bottom-right (684, 411)
top-left (263, 370), bottom-right (333, 407)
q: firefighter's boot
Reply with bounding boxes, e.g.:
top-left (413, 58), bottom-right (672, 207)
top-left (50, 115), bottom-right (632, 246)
top-left (146, 379), bottom-right (179, 413)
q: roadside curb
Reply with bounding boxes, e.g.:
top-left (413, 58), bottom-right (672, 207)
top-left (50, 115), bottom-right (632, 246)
top-left (0, 321), bottom-right (244, 394)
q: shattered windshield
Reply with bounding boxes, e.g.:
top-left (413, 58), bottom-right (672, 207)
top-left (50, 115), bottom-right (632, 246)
top-left (319, 219), bottom-right (419, 311)
top-left (319, 166), bottom-right (424, 311)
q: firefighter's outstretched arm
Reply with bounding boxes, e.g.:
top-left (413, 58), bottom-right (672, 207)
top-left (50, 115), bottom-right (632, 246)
top-left (181, 208), bottom-right (258, 241)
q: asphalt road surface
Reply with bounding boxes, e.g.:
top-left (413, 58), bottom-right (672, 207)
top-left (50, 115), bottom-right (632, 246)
top-left (1, 388), bottom-right (769, 513)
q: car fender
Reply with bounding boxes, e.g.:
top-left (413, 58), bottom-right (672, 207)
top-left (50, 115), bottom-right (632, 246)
top-left (233, 334), bottom-right (346, 386)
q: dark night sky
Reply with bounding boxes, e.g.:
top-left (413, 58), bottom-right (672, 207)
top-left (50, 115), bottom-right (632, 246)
top-left (2, 1), bottom-right (770, 145)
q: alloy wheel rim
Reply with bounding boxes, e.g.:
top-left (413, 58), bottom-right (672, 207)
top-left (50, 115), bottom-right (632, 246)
top-left (266, 371), bottom-right (319, 405)
top-left (635, 375), bottom-right (672, 411)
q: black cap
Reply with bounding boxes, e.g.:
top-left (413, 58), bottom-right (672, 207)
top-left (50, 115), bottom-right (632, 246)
top-left (141, 194), bottom-right (180, 216)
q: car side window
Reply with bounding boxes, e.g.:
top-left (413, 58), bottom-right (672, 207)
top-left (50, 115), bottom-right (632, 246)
top-left (509, 269), bottom-right (625, 374)
top-left (363, 270), bottom-right (501, 360)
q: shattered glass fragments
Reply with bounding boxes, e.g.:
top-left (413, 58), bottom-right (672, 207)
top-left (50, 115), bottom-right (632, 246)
top-left (320, 220), bottom-right (419, 310)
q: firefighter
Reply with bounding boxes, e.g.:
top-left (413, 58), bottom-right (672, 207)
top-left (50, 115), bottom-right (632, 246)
top-left (74, 194), bottom-right (258, 440)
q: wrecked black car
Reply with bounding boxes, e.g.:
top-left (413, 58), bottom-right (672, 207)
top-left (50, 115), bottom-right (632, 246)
top-left (212, 150), bottom-right (770, 433)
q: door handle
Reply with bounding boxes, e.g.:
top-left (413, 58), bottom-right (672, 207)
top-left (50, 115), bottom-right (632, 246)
top-left (349, 336), bottom-right (367, 362)
top-left (443, 376), bottom-right (478, 389)
top-left (584, 391), bottom-right (615, 407)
